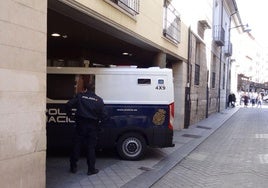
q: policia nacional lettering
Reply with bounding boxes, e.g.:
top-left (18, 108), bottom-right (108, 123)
top-left (47, 108), bottom-right (75, 124)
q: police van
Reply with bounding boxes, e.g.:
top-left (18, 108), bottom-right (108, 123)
top-left (47, 66), bottom-right (175, 160)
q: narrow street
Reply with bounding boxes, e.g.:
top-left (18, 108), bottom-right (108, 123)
top-left (152, 105), bottom-right (268, 188)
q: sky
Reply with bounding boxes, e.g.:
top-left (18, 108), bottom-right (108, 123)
top-left (236, 0), bottom-right (268, 47)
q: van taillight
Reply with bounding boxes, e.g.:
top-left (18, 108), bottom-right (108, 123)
top-left (169, 102), bottom-right (174, 130)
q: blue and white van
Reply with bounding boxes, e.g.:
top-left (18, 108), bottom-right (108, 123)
top-left (47, 66), bottom-right (175, 160)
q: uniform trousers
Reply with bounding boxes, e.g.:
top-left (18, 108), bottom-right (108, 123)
top-left (70, 116), bottom-right (98, 171)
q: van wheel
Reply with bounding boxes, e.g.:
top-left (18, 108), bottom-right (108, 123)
top-left (116, 133), bottom-right (146, 160)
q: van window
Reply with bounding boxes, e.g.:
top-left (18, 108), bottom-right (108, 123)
top-left (47, 74), bottom-right (95, 100)
top-left (158, 79), bottom-right (164, 84)
top-left (137, 78), bottom-right (151, 85)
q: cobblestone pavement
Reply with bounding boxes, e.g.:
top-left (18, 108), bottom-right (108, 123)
top-left (152, 107), bottom-right (268, 188)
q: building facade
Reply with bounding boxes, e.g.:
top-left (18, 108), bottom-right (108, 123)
top-left (0, 1), bottom-right (47, 188)
top-left (1, 0), bottom-right (189, 187)
top-left (0, 0), bottom-right (250, 187)
top-left (47, 0), bottom-right (189, 130)
top-left (179, 0), bottom-right (244, 126)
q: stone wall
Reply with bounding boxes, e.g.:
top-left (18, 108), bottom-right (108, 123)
top-left (0, 1), bottom-right (47, 187)
top-left (189, 34), bottom-right (209, 125)
top-left (173, 61), bottom-right (187, 130)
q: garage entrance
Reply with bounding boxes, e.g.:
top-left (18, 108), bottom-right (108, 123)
top-left (47, 1), bottom-right (160, 68)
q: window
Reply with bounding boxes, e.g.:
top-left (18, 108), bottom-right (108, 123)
top-left (211, 55), bottom-right (217, 88)
top-left (138, 78), bottom-right (151, 85)
top-left (222, 63), bottom-right (226, 89)
top-left (110, 0), bottom-right (139, 15)
top-left (212, 72), bottom-right (216, 88)
top-left (194, 64), bottom-right (200, 85)
top-left (47, 74), bottom-right (95, 100)
top-left (163, 0), bottom-right (181, 44)
top-left (194, 42), bottom-right (200, 86)
top-left (158, 79), bottom-right (164, 85)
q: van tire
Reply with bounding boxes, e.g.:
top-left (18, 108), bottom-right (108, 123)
top-left (116, 133), bottom-right (146, 160)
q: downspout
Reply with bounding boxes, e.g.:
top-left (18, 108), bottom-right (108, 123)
top-left (187, 27), bottom-right (192, 87)
top-left (225, 0), bottom-right (240, 108)
top-left (218, 0), bottom-right (224, 112)
top-left (184, 27), bottom-right (192, 128)
top-left (226, 9), bottom-right (238, 108)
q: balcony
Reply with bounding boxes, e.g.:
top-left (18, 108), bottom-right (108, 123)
top-left (224, 41), bottom-right (232, 56)
top-left (213, 25), bottom-right (225, 46)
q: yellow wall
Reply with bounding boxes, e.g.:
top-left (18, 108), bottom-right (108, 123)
top-left (74, 0), bottom-right (188, 60)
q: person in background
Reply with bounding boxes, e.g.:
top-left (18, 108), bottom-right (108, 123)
top-left (228, 93), bottom-right (233, 108)
top-left (228, 93), bottom-right (236, 108)
top-left (243, 92), bottom-right (249, 107)
top-left (231, 93), bottom-right (236, 107)
top-left (256, 93), bottom-right (263, 108)
top-left (253, 92), bottom-right (258, 107)
top-left (66, 83), bottom-right (108, 175)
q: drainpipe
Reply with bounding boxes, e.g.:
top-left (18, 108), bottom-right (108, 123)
top-left (184, 27), bottom-right (192, 128)
top-left (218, 0), bottom-right (224, 112)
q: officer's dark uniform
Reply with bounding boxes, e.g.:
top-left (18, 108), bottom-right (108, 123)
top-left (66, 85), bottom-right (107, 175)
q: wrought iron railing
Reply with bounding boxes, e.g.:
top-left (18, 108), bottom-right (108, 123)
top-left (163, 1), bottom-right (181, 44)
top-left (110, 0), bottom-right (139, 15)
top-left (213, 25), bottom-right (225, 46)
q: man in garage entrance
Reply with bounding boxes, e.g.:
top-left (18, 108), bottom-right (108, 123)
top-left (66, 83), bottom-right (108, 175)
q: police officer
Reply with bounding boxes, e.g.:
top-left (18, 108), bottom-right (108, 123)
top-left (66, 83), bottom-right (108, 175)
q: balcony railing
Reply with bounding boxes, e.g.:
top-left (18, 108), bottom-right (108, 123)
top-left (110, 0), bottom-right (140, 15)
top-left (213, 25), bottom-right (225, 46)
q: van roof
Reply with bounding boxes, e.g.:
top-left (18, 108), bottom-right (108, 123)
top-left (47, 66), bottom-right (172, 75)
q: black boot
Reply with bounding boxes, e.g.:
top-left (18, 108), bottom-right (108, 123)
top-left (70, 163), bottom-right (77, 173)
top-left (87, 168), bottom-right (99, 175)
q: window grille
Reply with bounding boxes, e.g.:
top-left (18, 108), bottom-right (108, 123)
top-left (163, 0), bottom-right (181, 44)
top-left (110, 0), bottom-right (139, 15)
top-left (212, 72), bottom-right (216, 88)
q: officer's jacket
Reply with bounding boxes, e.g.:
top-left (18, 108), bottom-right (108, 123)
top-left (66, 91), bottom-right (107, 121)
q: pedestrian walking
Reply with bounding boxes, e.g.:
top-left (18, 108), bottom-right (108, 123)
top-left (243, 93), bottom-right (249, 107)
top-left (231, 93), bottom-right (236, 107)
top-left (238, 91), bottom-right (244, 106)
top-left (251, 92), bottom-right (258, 107)
top-left (256, 93), bottom-right (263, 108)
top-left (228, 94), bottom-right (232, 107)
top-left (66, 83), bottom-right (108, 175)
top-left (228, 93), bottom-right (236, 108)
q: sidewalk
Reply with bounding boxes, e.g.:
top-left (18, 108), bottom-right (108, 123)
top-left (46, 107), bottom-right (239, 188)
top-left (152, 105), bottom-right (268, 187)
